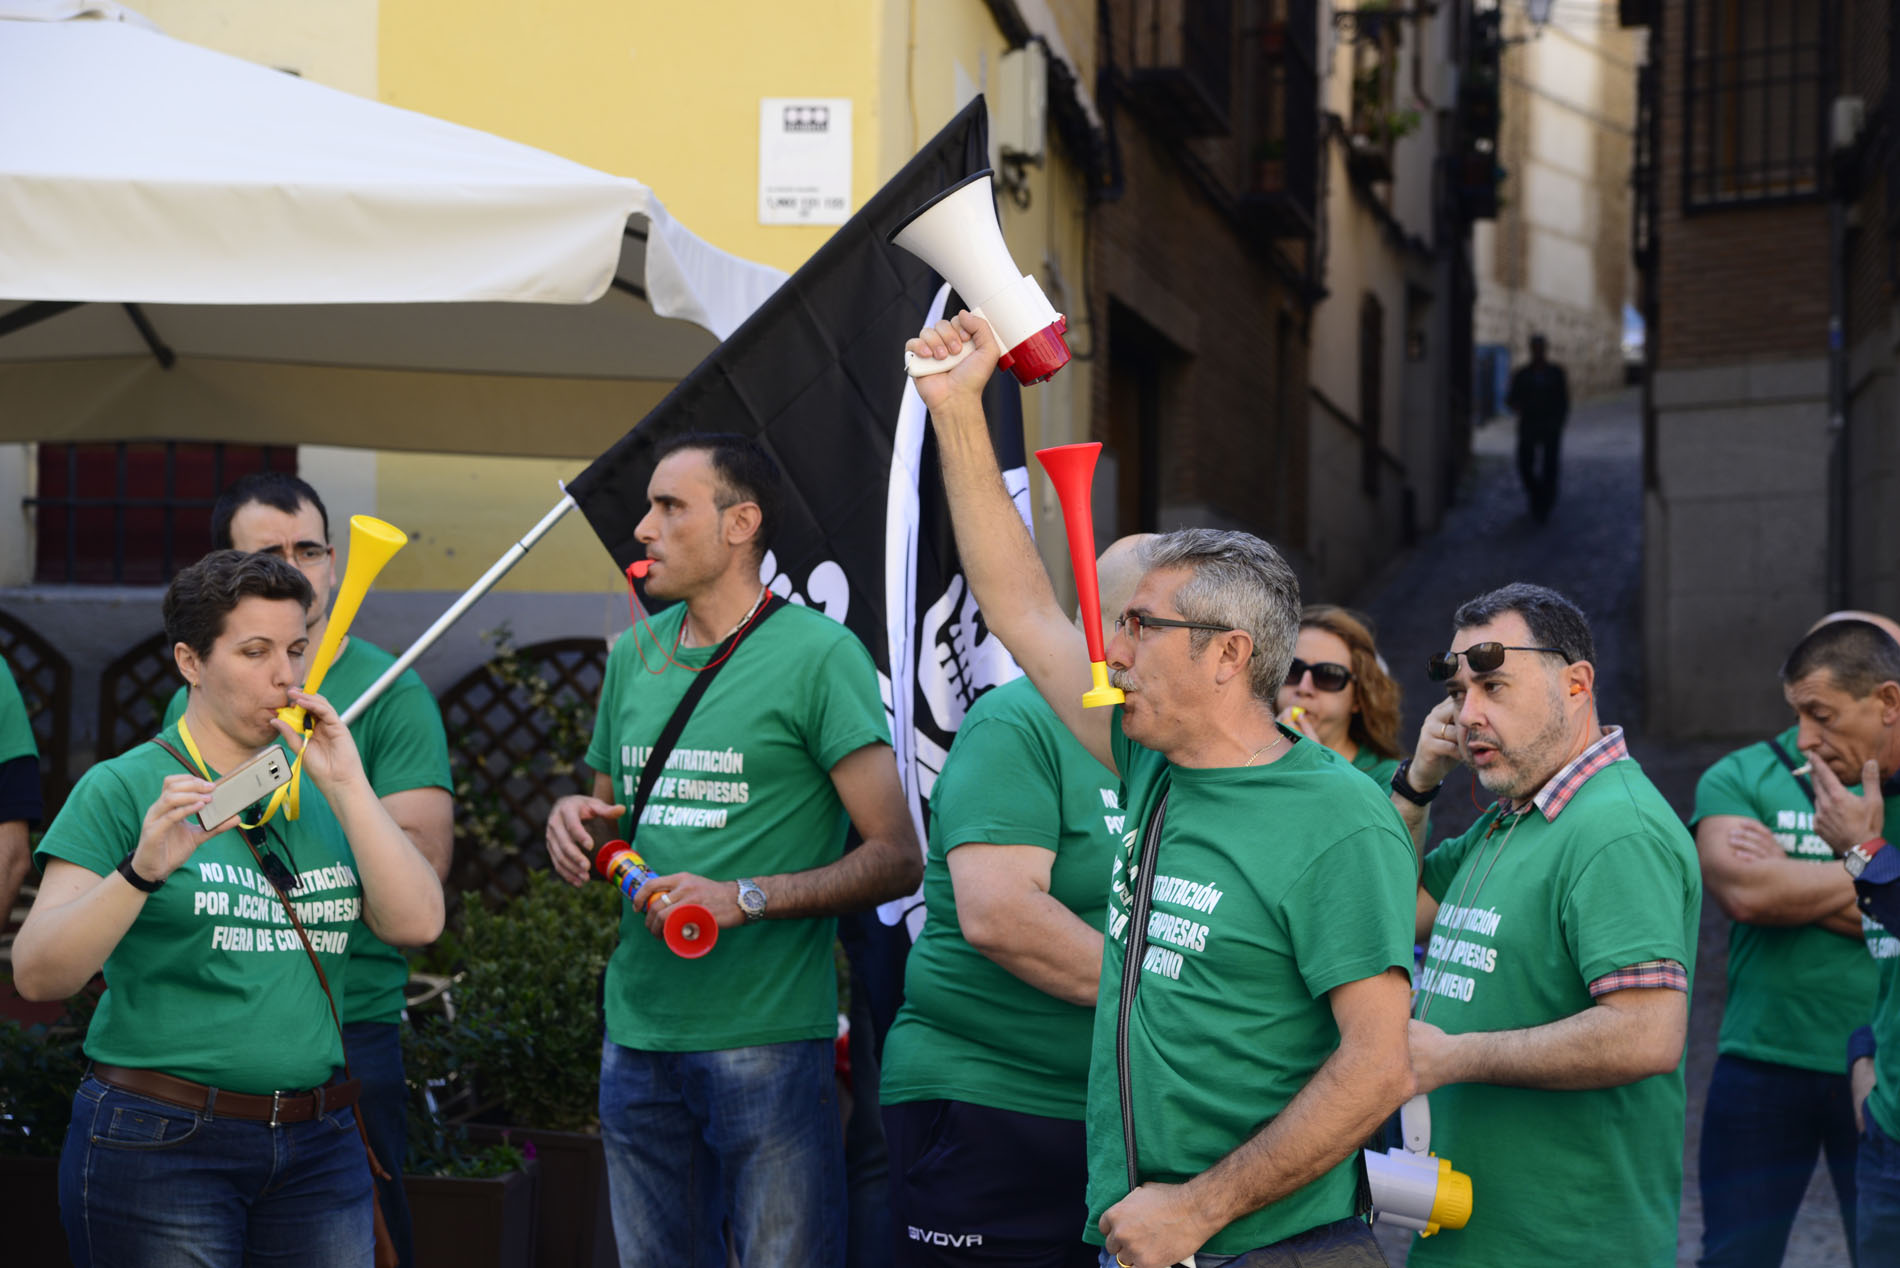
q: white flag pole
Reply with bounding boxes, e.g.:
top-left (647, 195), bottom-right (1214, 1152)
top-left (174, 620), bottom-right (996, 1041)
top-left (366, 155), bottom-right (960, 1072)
top-left (339, 489), bottom-right (578, 726)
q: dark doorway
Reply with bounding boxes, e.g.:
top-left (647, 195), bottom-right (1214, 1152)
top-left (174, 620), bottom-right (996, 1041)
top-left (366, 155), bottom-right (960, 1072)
top-left (1106, 301), bottom-right (1179, 536)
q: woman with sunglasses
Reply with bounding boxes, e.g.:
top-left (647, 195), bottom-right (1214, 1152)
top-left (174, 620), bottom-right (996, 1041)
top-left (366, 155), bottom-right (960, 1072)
top-left (1275, 606), bottom-right (1409, 793)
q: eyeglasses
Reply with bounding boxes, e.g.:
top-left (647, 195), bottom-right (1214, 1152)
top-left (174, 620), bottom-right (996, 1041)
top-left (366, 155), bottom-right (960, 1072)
top-left (1285, 658), bottom-right (1354, 693)
top-left (1427, 642), bottom-right (1568, 681)
top-left (1114, 611), bottom-right (1239, 642)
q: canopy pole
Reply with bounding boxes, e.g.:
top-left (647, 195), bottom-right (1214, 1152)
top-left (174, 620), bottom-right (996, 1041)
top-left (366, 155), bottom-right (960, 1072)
top-left (340, 491), bottom-right (578, 726)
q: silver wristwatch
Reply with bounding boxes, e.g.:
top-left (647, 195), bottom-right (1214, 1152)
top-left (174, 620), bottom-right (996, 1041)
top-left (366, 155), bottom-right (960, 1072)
top-left (735, 878), bottom-right (767, 922)
top-left (1845, 841), bottom-right (1883, 879)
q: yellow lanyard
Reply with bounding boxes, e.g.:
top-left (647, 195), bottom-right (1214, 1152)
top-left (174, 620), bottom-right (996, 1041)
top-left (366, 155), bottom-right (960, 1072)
top-left (176, 716), bottom-right (307, 826)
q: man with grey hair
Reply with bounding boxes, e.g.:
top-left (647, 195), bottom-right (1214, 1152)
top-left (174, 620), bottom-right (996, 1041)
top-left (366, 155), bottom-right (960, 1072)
top-left (907, 314), bottom-right (1417, 1268)
top-left (1390, 582), bottom-right (1699, 1268)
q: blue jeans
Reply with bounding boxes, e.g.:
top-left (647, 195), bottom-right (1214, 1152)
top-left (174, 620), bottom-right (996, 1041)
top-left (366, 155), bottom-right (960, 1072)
top-left (59, 1073), bottom-right (372, 1268)
top-left (598, 1036), bottom-right (846, 1268)
top-left (343, 1021), bottom-right (413, 1268)
top-left (1860, 1111), bottom-right (1900, 1268)
top-left (1698, 1054), bottom-right (1859, 1267)
top-left (1094, 1217), bottom-right (1385, 1267)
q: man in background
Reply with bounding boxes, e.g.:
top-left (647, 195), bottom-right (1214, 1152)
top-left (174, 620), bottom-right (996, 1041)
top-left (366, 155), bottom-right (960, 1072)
top-left (1507, 333), bottom-right (1570, 522)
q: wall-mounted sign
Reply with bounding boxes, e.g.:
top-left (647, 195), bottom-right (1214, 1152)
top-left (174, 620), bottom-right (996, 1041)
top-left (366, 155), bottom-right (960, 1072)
top-left (759, 98), bottom-right (852, 225)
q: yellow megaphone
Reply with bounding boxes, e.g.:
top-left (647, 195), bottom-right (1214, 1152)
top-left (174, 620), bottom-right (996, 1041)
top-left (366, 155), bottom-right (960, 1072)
top-left (278, 515), bottom-right (408, 732)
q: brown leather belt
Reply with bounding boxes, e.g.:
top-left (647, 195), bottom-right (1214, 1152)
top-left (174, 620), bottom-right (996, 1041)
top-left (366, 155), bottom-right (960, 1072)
top-left (91, 1063), bottom-right (360, 1126)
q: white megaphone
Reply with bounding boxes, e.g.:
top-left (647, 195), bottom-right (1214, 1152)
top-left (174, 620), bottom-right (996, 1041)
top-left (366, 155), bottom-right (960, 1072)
top-left (888, 169), bottom-right (1072, 385)
top-left (1363, 1095), bottom-right (1472, 1238)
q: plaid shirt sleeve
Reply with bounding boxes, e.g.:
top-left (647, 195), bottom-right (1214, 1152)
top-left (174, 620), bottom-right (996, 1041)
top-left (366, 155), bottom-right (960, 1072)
top-left (1587, 959), bottom-right (1688, 997)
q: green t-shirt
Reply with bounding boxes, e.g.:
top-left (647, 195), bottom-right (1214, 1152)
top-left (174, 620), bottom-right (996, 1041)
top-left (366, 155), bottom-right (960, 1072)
top-left (1691, 728), bottom-right (1882, 1071)
top-left (585, 602), bottom-right (890, 1052)
top-left (1083, 714), bottom-right (1418, 1256)
top-left (882, 677), bottom-right (1120, 1120)
top-left (1864, 909), bottom-right (1900, 1139)
top-left (33, 724), bottom-right (364, 1093)
top-left (0, 656), bottom-right (37, 766)
top-left (1349, 746), bottom-right (1400, 791)
top-left (166, 636), bottom-right (452, 1025)
top-left (1411, 756), bottom-right (1699, 1268)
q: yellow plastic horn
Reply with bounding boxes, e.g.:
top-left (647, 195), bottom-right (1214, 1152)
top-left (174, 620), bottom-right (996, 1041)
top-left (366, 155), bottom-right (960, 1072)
top-left (278, 515), bottom-right (408, 731)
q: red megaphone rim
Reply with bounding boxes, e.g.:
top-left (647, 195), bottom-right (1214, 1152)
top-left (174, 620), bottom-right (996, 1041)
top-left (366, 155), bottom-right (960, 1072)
top-left (661, 903), bottom-right (718, 959)
top-left (594, 839), bottom-right (631, 878)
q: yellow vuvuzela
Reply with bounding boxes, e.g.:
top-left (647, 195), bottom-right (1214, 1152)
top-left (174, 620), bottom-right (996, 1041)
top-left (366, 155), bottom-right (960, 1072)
top-left (277, 514), bottom-right (408, 733)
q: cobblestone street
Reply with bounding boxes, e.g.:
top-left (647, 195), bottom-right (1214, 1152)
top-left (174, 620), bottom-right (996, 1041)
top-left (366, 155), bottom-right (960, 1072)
top-left (1348, 390), bottom-right (1852, 1266)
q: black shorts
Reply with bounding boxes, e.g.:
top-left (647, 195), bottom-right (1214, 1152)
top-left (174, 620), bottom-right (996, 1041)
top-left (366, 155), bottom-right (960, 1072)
top-left (883, 1098), bottom-right (1096, 1268)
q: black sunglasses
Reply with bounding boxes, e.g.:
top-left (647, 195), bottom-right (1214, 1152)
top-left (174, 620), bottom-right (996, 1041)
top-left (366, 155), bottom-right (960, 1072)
top-left (1427, 642), bottom-right (1568, 681)
top-left (1285, 658), bottom-right (1354, 693)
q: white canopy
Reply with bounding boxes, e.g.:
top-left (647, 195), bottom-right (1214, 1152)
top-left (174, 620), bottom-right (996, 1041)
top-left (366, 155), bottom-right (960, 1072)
top-left (0, 2), bottom-right (787, 457)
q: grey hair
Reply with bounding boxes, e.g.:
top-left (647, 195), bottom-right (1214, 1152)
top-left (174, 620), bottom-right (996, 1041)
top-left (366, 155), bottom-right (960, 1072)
top-left (1141, 528), bottom-right (1301, 702)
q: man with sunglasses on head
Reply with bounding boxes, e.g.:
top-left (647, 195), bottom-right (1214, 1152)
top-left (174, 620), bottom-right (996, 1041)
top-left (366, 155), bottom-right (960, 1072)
top-left (908, 314), bottom-right (1418, 1268)
top-left (1387, 582), bottom-right (1699, 1268)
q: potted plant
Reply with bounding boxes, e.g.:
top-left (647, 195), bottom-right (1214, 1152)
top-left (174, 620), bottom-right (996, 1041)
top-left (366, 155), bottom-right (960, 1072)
top-left (416, 872), bottom-right (625, 1268)
top-left (402, 1114), bottom-right (538, 1268)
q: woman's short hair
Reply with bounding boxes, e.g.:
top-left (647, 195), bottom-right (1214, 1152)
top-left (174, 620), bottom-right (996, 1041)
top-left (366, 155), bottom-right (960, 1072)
top-left (1301, 605), bottom-right (1404, 761)
top-left (165, 550), bottom-right (314, 660)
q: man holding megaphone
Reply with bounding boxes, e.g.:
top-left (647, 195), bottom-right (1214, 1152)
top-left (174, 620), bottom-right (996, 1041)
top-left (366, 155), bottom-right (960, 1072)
top-left (908, 313), bottom-right (1417, 1268)
top-left (163, 472), bottom-right (454, 1268)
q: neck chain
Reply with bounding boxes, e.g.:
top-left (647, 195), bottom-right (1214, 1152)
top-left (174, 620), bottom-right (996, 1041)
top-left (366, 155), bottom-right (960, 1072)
top-left (687, 586), bottom-right (770, 648)
top-left (1244, 734), bottom-right (1287, 767)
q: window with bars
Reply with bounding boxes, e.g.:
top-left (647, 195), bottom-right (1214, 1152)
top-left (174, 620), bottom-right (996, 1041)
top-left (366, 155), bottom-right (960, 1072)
top-left (28, 442), bottom-right (297, 585)
top-left (1683, 0), bottom-right (1829, 209)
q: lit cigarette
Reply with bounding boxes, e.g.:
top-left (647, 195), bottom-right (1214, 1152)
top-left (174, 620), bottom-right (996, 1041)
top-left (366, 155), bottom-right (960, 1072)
top-left (1791, 762), bottom-right (1813, 777)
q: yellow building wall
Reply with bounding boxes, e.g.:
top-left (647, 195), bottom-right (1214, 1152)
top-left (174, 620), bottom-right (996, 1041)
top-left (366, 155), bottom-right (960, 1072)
top-left (378, 0), bottom-right (883, 276)
top-left (371, 0), bottom-right (1094, 594)
top-left (134, 0), bottom-right (380, 96)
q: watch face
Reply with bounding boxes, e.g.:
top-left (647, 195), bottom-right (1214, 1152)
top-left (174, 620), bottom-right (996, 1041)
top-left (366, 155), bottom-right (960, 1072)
top-left (1847, 851), bottom-right (1869, 879)
top-left (738, 882), bottom-right (766, 916)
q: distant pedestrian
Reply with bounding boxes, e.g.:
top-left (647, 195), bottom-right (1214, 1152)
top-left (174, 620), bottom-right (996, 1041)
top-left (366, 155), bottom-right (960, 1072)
top-left (1507, 334), bottom-right (1569, 521)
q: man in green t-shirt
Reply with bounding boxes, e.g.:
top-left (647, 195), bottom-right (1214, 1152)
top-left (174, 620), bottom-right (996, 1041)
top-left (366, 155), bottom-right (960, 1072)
top-left (909, 314), bottom-right (1417, 1268)
top-left (1690, 614), bottom-right (1900, 1267)
top-left (1782, 619), bottom-right (1900, 1267)
top-left (543, 434), bottom-right (922, 1268)
top-left (0, 654), bottom-right (43, 931)
top-left (160, 472), bottom-right (453, 1268)
top-left (881, 535), bottom-right (1147, 1267)
top-left (1390, 583), bottom-right (1699, 1268)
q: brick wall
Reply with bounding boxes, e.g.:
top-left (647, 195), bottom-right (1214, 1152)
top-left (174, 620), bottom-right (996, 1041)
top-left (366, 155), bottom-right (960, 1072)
top-left (1089, 98), bottom-right (1309, 550)
top-left (1652, 0), bottom-right (1828, 370)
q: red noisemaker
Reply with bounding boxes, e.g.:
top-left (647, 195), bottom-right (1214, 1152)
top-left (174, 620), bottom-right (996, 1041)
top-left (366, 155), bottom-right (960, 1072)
top-left (888, 170), bottom-right (1072, 386)
top-left (1034, 442), bottom-right (1124, 709)
top-left (594, 840), bottom-right (718, 959)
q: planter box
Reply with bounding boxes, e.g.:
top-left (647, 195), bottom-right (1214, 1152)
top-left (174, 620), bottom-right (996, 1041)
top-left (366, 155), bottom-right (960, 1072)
top-left (468, 1125), bottom-right (618, 1268)
top-left (405, 1160), bottom-right (537, 1268)
top-left (0, 1153), bottom-right (71, 1265)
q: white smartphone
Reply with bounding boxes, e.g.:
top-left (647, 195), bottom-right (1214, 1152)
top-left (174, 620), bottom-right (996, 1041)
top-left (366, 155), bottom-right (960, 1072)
top-left (196, 746), bottom-right (293, 831)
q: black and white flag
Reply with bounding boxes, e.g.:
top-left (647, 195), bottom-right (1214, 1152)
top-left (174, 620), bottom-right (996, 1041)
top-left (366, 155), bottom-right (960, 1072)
top-left (565, 98), bottom-right (1032, 1003)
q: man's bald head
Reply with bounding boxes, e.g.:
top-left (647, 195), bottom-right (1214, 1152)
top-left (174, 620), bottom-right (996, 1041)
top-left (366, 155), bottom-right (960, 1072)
top-left (1086, 533), bottom-right (1154, 633)
top-left (1810, 610), bottom-right (1900, 645)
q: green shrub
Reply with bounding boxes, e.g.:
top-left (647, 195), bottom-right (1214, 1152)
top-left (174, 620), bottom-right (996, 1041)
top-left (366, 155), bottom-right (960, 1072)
top-left (413, 871), bottom-right (623, 1133)
top-left (0, 992), bottom-right (93, 1157)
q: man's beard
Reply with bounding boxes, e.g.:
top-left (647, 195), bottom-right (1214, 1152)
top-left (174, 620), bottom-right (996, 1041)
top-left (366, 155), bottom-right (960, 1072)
top-left (1473, 693), bottom-right (1571, 801)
